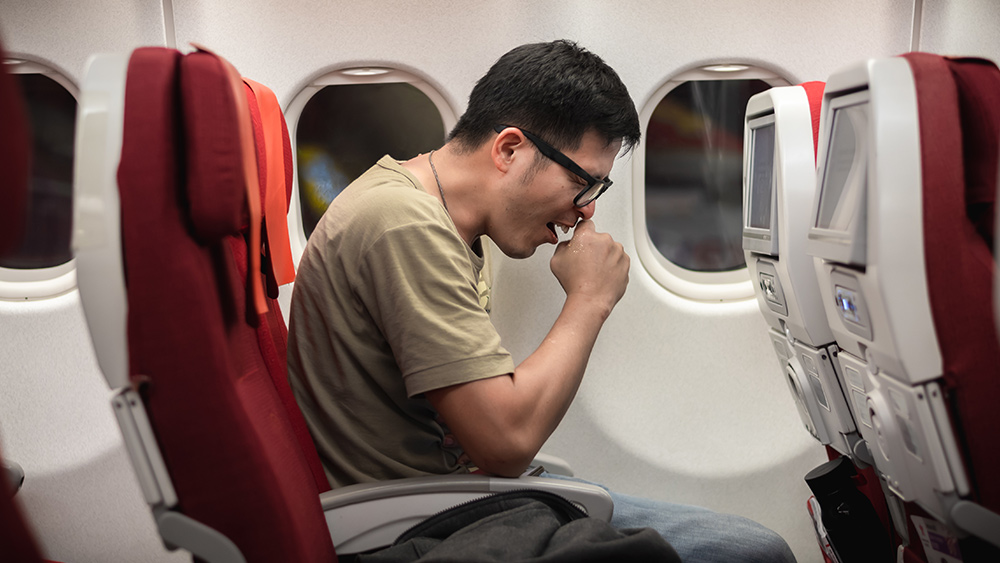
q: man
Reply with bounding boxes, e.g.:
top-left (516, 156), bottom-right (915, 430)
top-left (288, 40), bottom-right (795, 562)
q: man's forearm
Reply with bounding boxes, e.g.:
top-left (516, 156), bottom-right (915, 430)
top-left (426, 294), bottom-right (611, 476)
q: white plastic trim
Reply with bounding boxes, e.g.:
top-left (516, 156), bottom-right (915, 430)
top-left (531, 452), bottom-right (573, 477)
top-left (633, 65), bottom-right (790, 302)
top-left (860, 366), bottom-right (963, 523)
top-left (951, 501), bottom-right (1000, 550)
top-left (157, 510), bottom-right (246, 563)
top-left (0, 263), bottom-right (76, 300)
top-left (72, 53), bottom-right (130, 390)
top-left (112, 390), bottom-right (179, 509)
top-left (3, 57), bottom-right (79, 97)
top-left (868, 58), bottom-right (942, 383)
top-left (926, 382), bottom-right (971, 498)
top-left (810, 57), bottom-right (941, 383)
top-left (283, 66), bottom-right (459, 269)
top-left (744, 86), bottom-right (836, 346)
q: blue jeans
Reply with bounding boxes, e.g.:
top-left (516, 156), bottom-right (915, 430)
top-left (541, 472), bottom-right (797, 563)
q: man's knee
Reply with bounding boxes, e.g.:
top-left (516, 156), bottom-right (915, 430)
top-left (684, 512), bottom-right (796, 563)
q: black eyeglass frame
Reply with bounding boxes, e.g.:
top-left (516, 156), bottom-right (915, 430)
top-left (493, 124), bottom-right (612, 207)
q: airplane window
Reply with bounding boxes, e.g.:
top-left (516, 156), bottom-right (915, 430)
top-left (296, 82), bottom-right (446, 239)
top-left (0, 72), bottom-right (77, 270)
top-left (633, 66), bottom-right (789, 302)
top-left (645, 79), bottom-right (770, 273)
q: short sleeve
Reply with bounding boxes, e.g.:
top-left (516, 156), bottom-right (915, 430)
top-left (360, 217), bottom-right (514, 397)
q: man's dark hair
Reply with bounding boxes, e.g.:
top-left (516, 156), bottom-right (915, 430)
top-left (448, 40), bottom-right (640, 156)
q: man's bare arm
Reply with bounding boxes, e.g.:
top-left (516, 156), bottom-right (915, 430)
top-left (426, 220), bottom-right (629, 476)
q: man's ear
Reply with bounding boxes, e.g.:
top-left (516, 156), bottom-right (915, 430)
top-left (490, 127), bottom-right (528, 174)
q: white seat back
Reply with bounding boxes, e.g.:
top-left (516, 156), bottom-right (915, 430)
top-left (807, 56), bottom-right (970, 530)
top-left (743, 84), bottom-right (859, 458)
top-left (72, 54), bottom-right (129, 390)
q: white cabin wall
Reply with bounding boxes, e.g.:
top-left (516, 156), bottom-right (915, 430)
top-left (0, 0), bottom-right (168, 83)
top-left (0, 293), bottom-right (186, 562)
top-left (919, 0), bottom-right (1000, 63)
top-left (0, 2), bottom-right (186, 561)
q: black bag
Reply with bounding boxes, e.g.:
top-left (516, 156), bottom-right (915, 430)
top-left (355, 489), bottom-right (681, 562)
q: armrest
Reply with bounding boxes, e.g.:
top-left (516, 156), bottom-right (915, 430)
top-left (531, 452), bottom-right (574, 476)
top-left (321, 474), bottom-right (613, 554)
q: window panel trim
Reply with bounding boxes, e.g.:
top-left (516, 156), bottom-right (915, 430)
top-left (632, 65), bottom-right (790, 302)
top-left (0, 262), bottom-right (77, 300)
top-left (283, 66), bottom-right (458, 269)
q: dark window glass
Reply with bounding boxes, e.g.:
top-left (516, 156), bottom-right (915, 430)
top-left (296, 82), bottom-right (445, 239)
top-left (0, 74), bottom-right (76, 269)
top-left (644, 79), bottom-right (770, 272)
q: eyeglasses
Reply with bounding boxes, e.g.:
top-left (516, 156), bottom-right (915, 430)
top-left (493, 125), bottom-right (612, 207)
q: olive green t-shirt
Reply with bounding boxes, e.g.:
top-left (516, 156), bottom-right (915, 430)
top-left (287, 156), bottom-right (515, 488)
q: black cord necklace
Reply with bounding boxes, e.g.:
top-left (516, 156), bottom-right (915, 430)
top-left (428, 150), bottom-right (448, 211)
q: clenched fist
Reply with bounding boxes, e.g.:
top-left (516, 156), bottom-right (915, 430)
top-left (550, 220), bottom-right (629, 316)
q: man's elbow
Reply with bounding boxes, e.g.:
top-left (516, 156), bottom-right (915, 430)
top-left (466, 434), bottom-right (536, 477)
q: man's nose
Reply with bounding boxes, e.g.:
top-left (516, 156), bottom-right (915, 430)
top-left (577, 200), bottom-right (596, 221)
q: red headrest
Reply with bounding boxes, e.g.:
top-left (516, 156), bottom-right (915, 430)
top-left (947, 57), bottom-right (1000, 250)
top-left (179, 52), bottom-right (246, 242)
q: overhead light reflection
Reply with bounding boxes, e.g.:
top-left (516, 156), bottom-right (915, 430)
top-left (702, 64), bottom-right (750, 73)
top-left (340, 67), bottom-right (391, 77)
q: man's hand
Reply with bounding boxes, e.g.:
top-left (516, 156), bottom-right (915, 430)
top-left (550, 220), bottom-right (629, 317)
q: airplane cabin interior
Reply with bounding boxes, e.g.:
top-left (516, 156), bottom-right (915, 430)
top-left (2, 1), bottom-right (1000, 562)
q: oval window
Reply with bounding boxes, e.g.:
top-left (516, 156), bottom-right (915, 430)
top-left (0, 60), bottom-right (78, 299)
top-left (633, 65), bottom-right (789, 301)
top-left (1, 71), bottom-right (77, 269)
top-left (286, 68), bottom-right (455, 248)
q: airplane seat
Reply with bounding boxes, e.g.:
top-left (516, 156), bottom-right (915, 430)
top-left (117, 46), bottom-right (335, 562)
top-left (743, 81), bottom-right (864, 459)
top-left (807, 52), bottom-right (1000, 559)
top-left (73, 45), bottom-right (614, 562)
top-left (73, 45), bottom-right (336, 561)
top-left (743, 80), bottom-right (896, 561)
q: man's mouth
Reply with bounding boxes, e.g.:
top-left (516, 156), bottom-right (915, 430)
top-left (547, 220), bottom-right (576, 236)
